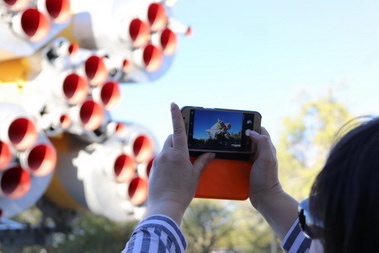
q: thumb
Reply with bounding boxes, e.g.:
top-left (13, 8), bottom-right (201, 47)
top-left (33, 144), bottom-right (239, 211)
top-left (192, 153), bottom-right (215, 177)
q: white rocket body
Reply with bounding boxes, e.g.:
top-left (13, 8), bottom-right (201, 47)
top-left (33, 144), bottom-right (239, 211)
top-left (0, 0), bottom-right (190, 221)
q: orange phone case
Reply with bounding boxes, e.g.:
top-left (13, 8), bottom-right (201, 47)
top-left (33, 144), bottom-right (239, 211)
top-left (191, 157), bottom-right (253, 200)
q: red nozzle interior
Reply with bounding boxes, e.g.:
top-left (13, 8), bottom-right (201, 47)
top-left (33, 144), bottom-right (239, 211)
top-left (68, 43), bottom-right (79, 55)
top-left (128, 176), bottom-right (148, 205)
top-left (85, 56), bottom-right (108, 86)
top-left (0, 141), bottom-right (12, 170)
top-left (20, 8), bottom-right (50, 42)
top-left (8, 117), bottom-right (38, 150)
top-left (160, 28), bottom-right (177, 55)
top-left (186, 27), bottom-right (193, 37)
top-left (146, 156), bottom-right (155, 178)
top-left (27, 144), bottom-right (57, 177)
top-left (129, 19), bottom-right (150, 48)
top-left (79, 100), bottom-right (104, 130)
top-left (122, 59), bottom-right (132, 73)
top-left (44, 0), bottom-right (71, 24)
top-left (1, 165), bottom-right (31, 199)
top-left (114, 154), bottom-right (136, 183)
top-left (100, 81), bottom-right (120, 109)
top-left (143, 44), bottom-right (163, 72)
top-left (3, 0), bottom-right (30, 11)
top-left (133, 135), bottom-right (153, 163)
top-left (147, 3), bottom-right (167, 31)
top-left (59, 114), bottom-right (72, 129)
top-left (115, 122), bottom-right (126, 136)
top-left (63, 73), bottom-right (88, 104)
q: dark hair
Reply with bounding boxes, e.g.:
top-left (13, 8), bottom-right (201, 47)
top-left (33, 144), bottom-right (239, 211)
top-left (310, 117), bottom-right (379, 253)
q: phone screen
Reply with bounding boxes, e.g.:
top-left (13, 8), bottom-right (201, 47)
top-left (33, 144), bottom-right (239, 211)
top-left (187, 109), bottom-right (256, 154)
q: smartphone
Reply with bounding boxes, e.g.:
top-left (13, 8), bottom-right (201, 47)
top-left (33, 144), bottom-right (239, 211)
top-left (181, 106), bottom-right (262, 161)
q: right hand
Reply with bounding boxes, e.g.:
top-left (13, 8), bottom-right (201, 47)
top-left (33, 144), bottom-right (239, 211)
top-left (248, 127), bottom-right (283, 208)
top-left (248, 128), bottom-right (300, 240)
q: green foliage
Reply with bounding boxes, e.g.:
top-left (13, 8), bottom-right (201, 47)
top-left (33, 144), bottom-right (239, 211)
top-left (3, 212), bottom-right (138, 253)
top-left (226, 201), bottom-right (281, 253)
top-left (49, 213), bottom-right (138, 253)
top-left (183, 199), bottom-right (235, 253)
top-left (12, 206), bottom-right (43, 225)
top-left (277, 91), bottom-right (353, 200)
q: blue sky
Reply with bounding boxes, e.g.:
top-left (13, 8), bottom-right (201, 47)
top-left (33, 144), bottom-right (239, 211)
top-left (112, 0), bottom-right (379, 148)
top-left (192, 110), bottom-right (243, 140)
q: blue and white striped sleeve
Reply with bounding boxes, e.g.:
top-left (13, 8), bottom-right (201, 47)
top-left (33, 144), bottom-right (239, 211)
top-left (281, 219), bottom-right (311, 253)
top-left (122, 215), bottom-right (187, 253)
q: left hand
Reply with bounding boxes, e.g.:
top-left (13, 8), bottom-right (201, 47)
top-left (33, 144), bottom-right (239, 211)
top-left (145, 103), bottom-right (215, 224)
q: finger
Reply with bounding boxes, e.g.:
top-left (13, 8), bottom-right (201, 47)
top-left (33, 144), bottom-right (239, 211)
top-left (249, 129), bottom-right (276, 159)
top-left (192, 153), bottom-right (215, 177)
top-left (260, 127), bottom-right (270, 137)
top-left (170, 103), bottom-right (188, 150)
top-left (250, 126), bottom-right (271, 141)
top-left (162, 134), bottom-right (173, 149)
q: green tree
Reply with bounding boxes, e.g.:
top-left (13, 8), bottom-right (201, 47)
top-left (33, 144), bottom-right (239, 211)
top-left (182, 199), bottom-right (235, 253)
top-left (277, 91), bottom-right (353, 201)
top-left (50, 213), bottom-right (138, 253)
top-left (2, 208), bottom-right (138, 253)
top-left (226, 201), bottom-right (280, 253)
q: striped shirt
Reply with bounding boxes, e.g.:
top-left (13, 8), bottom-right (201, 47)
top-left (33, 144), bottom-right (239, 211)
top-left (122, 216), bottom-right (310, 253)
top-left (122, 215), bottom-right (187, 253)
top-left (281, 219), bottom-right (312, 253)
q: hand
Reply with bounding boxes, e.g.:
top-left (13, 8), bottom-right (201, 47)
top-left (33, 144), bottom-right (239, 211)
top-left (248, 128), bottom-right (299, 240)
top-left (145, 103), bottom-right (215, 224)
top-left (248, 127), bottom-right (282, 207)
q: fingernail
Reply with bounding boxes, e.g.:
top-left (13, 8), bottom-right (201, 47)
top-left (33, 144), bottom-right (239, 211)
top-left (250, 130), bottom-right (259, 137)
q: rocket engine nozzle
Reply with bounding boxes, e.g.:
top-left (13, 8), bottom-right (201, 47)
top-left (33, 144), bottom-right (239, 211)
top-left (63, 73), bottom-right (89, 105)
top-left (114, 154), bottom-right (136, 183)
top-left (122, 59), bottom-right (132, 73)
top-left (160, 28), bottom-right (177, 55)
top-left (13, 8), bottom-right (51, 42)
top-left (0, 141), bottom-right (12, 171)
top-left (59, 114), bottom-right (72, 129)
top-left (0, 165), bottom-right (31, 199)
top-left (68, 43), bottom-right (79, 55)
top-left (100, 81), bottom-right (120, 109)
top-left (128, 18), bottom-right (150, 48)
top-left (133, 135), bottom-right (153, 163)
top-left (147, 3), bottom-right (167, 32)
top-left (128, 176), bottom-right (148, 206)
top-left (143, 44), bottom-right (163, 72)
top-left (38, 0), bottom-right (71, 24)
top-left (114, 122), bottom-right (127, 136)
top-left (185, 27), bottom-right (193, 37)
top-left (145, 156), bottom-right (155, 178)
top-left (79, 99), bottom-right (105, 130)
top-left (8, 117), bottom-right (38, 151)
top-left (85, 55), bottom-right (108, 86)
top-left (21, 143), bottom-right (57, 177)
top-left (2, 0), bottom-right (30, 11)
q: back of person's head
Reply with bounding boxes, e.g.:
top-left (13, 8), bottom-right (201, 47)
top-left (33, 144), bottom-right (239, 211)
top-left (310, 117), bottom-right (379, 253)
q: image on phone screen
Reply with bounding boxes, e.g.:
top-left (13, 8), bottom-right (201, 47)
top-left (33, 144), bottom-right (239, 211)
top-left (188, 109), bottom-right (254, 153)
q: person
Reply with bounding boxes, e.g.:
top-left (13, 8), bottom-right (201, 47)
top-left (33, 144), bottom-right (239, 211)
top-left (122, 103), bottom-right (378, 253)
top-left (302, 116), bottom-right (379, 252)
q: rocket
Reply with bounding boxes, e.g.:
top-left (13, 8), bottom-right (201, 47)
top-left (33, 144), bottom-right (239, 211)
top-left (0, 0), bottom-right (191, 222)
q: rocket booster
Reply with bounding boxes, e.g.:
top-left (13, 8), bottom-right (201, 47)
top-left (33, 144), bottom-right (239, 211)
top-left (0, 103), bottom-right (57, 218)
top-left (45, 123), bottom-right (156, 221)
top-left (0, 0), bottom-right (191, 222)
